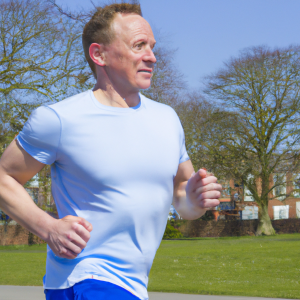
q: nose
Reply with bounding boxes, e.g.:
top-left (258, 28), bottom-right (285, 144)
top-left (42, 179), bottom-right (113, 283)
top-left (144, 47), bottom-right (156, 64)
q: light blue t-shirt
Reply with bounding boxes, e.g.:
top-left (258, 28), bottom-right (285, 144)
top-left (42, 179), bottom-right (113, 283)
top-left (16, 90), bottom-right (189, 300)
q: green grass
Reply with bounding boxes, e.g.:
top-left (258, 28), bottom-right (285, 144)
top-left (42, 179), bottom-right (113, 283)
top-left (0, 235), bottom-right (300, 298)
top-left (148, 234), bottom-right (300, 299)
top-left (0, 244), bottom-right (47, 286)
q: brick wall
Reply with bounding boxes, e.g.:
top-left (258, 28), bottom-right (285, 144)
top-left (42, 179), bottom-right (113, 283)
top-left (1, 219), bottom-right (300, 245)
top-left (0, 225), bottom-right (45, 246)
top-left (180, 219), bottom-right (300, 237)
top-left (268, 198), bottom-right (300, 219)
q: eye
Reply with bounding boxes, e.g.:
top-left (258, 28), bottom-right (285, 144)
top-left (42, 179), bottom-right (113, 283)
top-left (134, 42), bottom-right (144, 50)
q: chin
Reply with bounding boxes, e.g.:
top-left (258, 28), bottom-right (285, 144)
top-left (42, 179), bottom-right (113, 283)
top-left (137, 80), bottom-right (151, 90)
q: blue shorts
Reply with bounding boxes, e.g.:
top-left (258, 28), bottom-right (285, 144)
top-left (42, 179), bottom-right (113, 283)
top-left (44, 279), bottom-right (140, 300)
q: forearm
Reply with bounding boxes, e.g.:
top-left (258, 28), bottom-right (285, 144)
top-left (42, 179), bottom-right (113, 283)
top-left (0, 173), bottom-right (55, 241)
top-left (173, 181), bottom-right (207, 220)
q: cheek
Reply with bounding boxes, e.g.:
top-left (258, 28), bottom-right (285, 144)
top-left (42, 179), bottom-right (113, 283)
top-left (130, 56), bottom-right (141, 69)
top-left (132, 56), bottom-right (145, 73)
top-left (118, 55), bottom-right (138, 72)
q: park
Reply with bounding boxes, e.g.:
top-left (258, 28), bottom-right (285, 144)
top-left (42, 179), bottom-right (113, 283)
top-left (1, 0), bottom-right (300, 299)
top-left (0, 234), bottom-right (300, 298)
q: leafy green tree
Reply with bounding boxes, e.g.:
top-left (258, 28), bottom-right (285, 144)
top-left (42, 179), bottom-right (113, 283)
top-left (204, 45), bottom-right (300, 235)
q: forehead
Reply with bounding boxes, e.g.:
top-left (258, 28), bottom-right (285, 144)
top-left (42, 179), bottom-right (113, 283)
top-left (112, 14), bottom-right (154, 42)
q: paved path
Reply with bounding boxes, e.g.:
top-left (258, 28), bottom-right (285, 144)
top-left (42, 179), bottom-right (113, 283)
top-left (0, 286), bottom-right (290, 300)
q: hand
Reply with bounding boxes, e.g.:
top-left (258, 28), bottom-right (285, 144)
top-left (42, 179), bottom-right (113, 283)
top-left (46, 215), bottom-right (93, 259)
top-left (186, 168), bottom-right (222, 213)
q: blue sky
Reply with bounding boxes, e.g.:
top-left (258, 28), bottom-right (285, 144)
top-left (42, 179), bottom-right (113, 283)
top-left (57, 0), bottom-right (300, 90)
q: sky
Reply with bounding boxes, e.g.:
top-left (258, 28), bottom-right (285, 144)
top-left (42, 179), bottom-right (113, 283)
top-left (56, 0), bottom-right (300, 90)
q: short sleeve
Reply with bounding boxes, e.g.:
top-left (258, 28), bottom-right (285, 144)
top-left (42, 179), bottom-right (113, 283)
top-left (178, 119), bottom-right (190, 165)
top-left (16, 106), bottom-right (61, 165)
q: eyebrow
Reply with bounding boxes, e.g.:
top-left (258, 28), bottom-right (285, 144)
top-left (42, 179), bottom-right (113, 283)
top-left (133, 35), bottom-right (156, 44)
top-left (132, 38), bottom-right (147, 44)
top-left (132, 38), bottom-right (156, 47)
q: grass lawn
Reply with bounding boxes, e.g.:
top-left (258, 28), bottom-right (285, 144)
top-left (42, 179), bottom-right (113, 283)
top-left (0, 235), bottom-right (300, 298)
top-left (148, 234), bottom-right (300, 299)
top-left (0, 244), bottom-right (47, 286)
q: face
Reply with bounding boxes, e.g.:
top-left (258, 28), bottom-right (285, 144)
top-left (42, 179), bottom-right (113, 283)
top-left (102, 14), bottom-right (156, 94)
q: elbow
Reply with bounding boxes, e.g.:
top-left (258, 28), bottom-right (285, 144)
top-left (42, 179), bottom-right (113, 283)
top-left (0, 172), bottom-right (22, 196)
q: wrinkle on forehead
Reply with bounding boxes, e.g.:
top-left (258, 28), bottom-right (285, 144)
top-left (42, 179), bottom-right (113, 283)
top-left (112, 14), bottom-right (154, 42)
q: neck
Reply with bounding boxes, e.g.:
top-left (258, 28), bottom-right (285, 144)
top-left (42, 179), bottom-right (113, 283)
top-left (92, 74), bottom-right (140, 108)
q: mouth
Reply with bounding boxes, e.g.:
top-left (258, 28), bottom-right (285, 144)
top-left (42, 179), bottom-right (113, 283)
top-left (138, 69), bottom-right (152, 74)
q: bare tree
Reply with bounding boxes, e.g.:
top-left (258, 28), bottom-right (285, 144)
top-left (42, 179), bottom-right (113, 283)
top-left (0, 0), bottom-right (93, 101)
top-left (141, 44), bottom-right (186, 105)
top-left (0, 0), bottom-right (94, 151)
top-left (0, 0), bottom-right (187, 210)
top-left (175, 92), bottom-right (220, 171)
top-left (174, 91), bottom-right (239, 192)
top-left (47, 0), bottom-right (186, 104)
top-left (0, 0), bottom-right (96, 210)
top-left (204, 45), bottom-right (300, 235)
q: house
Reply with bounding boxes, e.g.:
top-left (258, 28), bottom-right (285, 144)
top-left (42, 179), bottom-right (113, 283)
top-left (212, 175), bottom-right (300, 221)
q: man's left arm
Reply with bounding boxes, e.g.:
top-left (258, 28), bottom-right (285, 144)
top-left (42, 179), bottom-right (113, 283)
top-left (173, 160), bottom-right (222, 220)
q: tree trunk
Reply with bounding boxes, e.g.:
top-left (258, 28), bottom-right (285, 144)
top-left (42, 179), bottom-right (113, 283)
top-left (256, 203), bottom-right (276, 235)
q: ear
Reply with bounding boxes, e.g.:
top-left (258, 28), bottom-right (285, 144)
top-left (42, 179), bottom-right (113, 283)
top-left (89, 43), bottom-right (106, 67)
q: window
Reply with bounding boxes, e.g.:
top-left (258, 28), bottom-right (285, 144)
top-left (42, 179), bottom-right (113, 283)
top-left (273, 205), bottom-right (289, 220)
top-left (242, 206), bottom-right (258, 220)
top-left (219, 180), bottom-right (231, 198)
top-left (293, 176), bottom-right (300, 198)
top-left (273, 174), bottom-right (286, 201)
top-left (296, 202), bottom-right (300, 218)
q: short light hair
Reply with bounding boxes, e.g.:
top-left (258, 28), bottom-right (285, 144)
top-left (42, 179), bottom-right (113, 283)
top-left (82, 2), bottom-right (142, 78)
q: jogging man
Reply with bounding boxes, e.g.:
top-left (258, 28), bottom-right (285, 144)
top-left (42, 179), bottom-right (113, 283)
top-left (0, 3), bottom-right (222, 300)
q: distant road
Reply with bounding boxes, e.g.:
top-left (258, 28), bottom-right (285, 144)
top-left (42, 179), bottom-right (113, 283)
top-left (0, 286), bottom-right (291, 300)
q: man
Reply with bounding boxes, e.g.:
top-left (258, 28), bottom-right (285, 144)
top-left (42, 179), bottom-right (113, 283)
top-left (0, 3), bottom-right (222, 300)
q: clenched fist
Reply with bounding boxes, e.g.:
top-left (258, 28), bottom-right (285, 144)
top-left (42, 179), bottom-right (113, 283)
top-left (46, 215), bottom-right (93, 259)
top-left (186, 168), bottom-right (222, 210)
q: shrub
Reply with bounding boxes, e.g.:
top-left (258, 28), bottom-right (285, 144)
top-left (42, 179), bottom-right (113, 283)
top-left (163, 223), bottom-right (183, 239)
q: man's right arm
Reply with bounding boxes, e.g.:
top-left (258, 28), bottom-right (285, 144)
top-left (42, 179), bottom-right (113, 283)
top-left (0, 139), bottom-right (92, 259)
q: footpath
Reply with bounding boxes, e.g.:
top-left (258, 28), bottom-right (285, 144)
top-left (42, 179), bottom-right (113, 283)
top-left (0, 286), bottom-right (290, 300)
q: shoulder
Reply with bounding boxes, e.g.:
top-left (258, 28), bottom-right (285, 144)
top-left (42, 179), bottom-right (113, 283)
top-left (140, 93), bottom-right (179, 120)
top-left (26, 105), bottom-right (61, 132)
top-left (47, 90), bottom-right (92, 115)
top-left (17, 105), bottom-right (61, 164)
